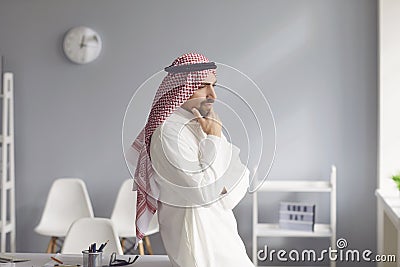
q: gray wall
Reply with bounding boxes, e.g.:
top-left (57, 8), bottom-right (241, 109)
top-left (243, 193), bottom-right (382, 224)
top-left (0, 0), bottom-right (377, 266)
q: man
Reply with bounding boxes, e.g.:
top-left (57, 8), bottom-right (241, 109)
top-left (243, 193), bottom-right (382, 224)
top-left (130, 53), bottom-right (254, 267)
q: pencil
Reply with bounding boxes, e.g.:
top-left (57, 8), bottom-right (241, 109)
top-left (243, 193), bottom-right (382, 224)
top-left (51, 257), bottom-right (63, 264)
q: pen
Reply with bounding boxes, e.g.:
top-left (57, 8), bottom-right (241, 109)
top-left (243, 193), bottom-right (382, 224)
top-left (98, 240), bottom-right (109, 252)
top-left (90, 243), bottom-right (97, 253)
top-left (51, 257), bottom-right (63, 264)
top-left (133, 255), bottom-right (139, 263)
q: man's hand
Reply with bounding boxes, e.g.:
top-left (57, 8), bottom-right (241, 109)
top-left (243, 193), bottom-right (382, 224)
top-left (191, 107), bottom-right (222, 137)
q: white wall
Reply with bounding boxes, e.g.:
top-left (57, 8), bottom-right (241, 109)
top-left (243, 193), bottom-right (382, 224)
top-left (379, 0), bottom-right (400, 190)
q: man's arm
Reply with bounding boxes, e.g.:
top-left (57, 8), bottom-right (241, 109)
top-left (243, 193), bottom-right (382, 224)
top-left (193, 107), bottom-right (250, 209)
top-left (150, 123), bottom-right (231, 207)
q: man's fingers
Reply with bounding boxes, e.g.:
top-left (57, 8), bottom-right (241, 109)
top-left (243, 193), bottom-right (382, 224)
top-left (208, 108), bottom-right (217, 119)
top-left (208, 108), bottom-right (214, 117)
top-left (191, 108), bottom-right (204, 121)
top-left (207, 108), bottom-right (220, 123)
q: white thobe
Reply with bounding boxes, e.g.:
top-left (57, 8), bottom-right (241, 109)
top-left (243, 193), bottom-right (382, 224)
top-left (150, 107), bottom-right (254, 267)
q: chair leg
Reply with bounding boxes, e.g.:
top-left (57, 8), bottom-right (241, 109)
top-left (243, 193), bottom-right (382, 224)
top-left (46, 237), bottom-right (57, 253)
top-left (121, 238), bottom-right (125, 252)
top-left (143, 236), bottom-right (153, 255)
top-left (51, 237), bottom-right (57, 253)
top-left (138, 241), bottom-right (145, 255)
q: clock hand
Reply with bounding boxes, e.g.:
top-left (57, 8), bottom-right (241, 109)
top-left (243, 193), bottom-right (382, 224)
top-left (81, 43), bottom-right (97, 48)
top-left (80, 35), bottom-right (86, 48)
top-left (81, 36), bottom-right (98, 47)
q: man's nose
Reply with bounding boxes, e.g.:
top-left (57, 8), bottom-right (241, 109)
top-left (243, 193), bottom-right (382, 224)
top-left (207, 85), bottom-right (217, 99)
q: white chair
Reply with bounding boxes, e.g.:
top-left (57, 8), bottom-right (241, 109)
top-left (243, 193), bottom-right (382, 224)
top-left (35, 178), bottom-right (94, 253)
top-left (110, 179), bottom-right (159, 255)
top-left (62, 217), bottom-right (123, 256)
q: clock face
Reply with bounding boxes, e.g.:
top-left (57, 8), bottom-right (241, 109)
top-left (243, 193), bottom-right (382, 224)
top-left (63, 26), bottom-right (102, 64)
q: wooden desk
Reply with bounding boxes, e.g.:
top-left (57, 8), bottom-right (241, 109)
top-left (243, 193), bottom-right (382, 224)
top-left (0, 253), bottom-right (172, 267)
top-left (376, 189), bottom-right (400, 267)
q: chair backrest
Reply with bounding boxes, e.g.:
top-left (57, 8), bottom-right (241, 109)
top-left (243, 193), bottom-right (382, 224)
top-left (110, 179), bottom-right (137, 237)
top-left (110, 179), bottom-right (159, 237)
top-left (35, 178), bottom-right (94, 237)
top-left (62, 217), bottom-right (123, 255)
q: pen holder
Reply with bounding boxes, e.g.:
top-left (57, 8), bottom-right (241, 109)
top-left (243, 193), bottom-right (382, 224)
top-left (82, 250), bottom-right (102, 267)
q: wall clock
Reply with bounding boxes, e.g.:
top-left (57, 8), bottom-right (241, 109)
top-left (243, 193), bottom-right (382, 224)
top-left (63, 26), bottom-right (102, 64)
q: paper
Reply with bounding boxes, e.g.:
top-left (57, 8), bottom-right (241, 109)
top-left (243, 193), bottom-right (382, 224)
top-left (44, 254), bottom-right (82, 267)
top-left (0, 263), bottom-right (15, 267)
top-left (0, 255), bottom-right (30, 263)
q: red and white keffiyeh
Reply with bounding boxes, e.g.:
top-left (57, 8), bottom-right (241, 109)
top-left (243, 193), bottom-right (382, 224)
top-left (131, 53), bottom-right (216, 246)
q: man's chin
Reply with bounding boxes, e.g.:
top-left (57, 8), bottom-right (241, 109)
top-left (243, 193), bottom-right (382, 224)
top-left (199, 107), bottom-right (212, 117)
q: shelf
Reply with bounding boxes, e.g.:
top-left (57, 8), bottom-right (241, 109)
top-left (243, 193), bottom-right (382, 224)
top-left (0, 70), bottom-right (16, 252)
top-left (255, 223), bottom-right (332, 237)
top-left (257, 180), bottom-right (332, 192)
top-left (0, 221), bottom-right (14, 232)
top-left (0, 135), bottom-right (13, 144)
top-left (253, 166), bottom-right (336, 267)
top-left (0, 181), bottom-right (14, 190)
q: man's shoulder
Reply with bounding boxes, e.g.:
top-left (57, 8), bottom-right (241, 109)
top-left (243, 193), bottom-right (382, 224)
top-left (151, 108), bottom-right (199, 143)
top-left (151, 116), bottom-right (182, 140)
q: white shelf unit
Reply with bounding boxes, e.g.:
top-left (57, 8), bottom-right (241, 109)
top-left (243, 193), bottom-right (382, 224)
top-left (252, 165), bottom-right (337, 267)
top-left (0, 72), bottom-right (16, 252)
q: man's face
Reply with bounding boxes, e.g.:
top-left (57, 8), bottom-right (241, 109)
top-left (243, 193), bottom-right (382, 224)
top-left (181, 72), bottom-right (217, 116)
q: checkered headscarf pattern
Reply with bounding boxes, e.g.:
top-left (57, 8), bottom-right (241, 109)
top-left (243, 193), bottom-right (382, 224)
top-left (131, 53), bottom-right (216, 246)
